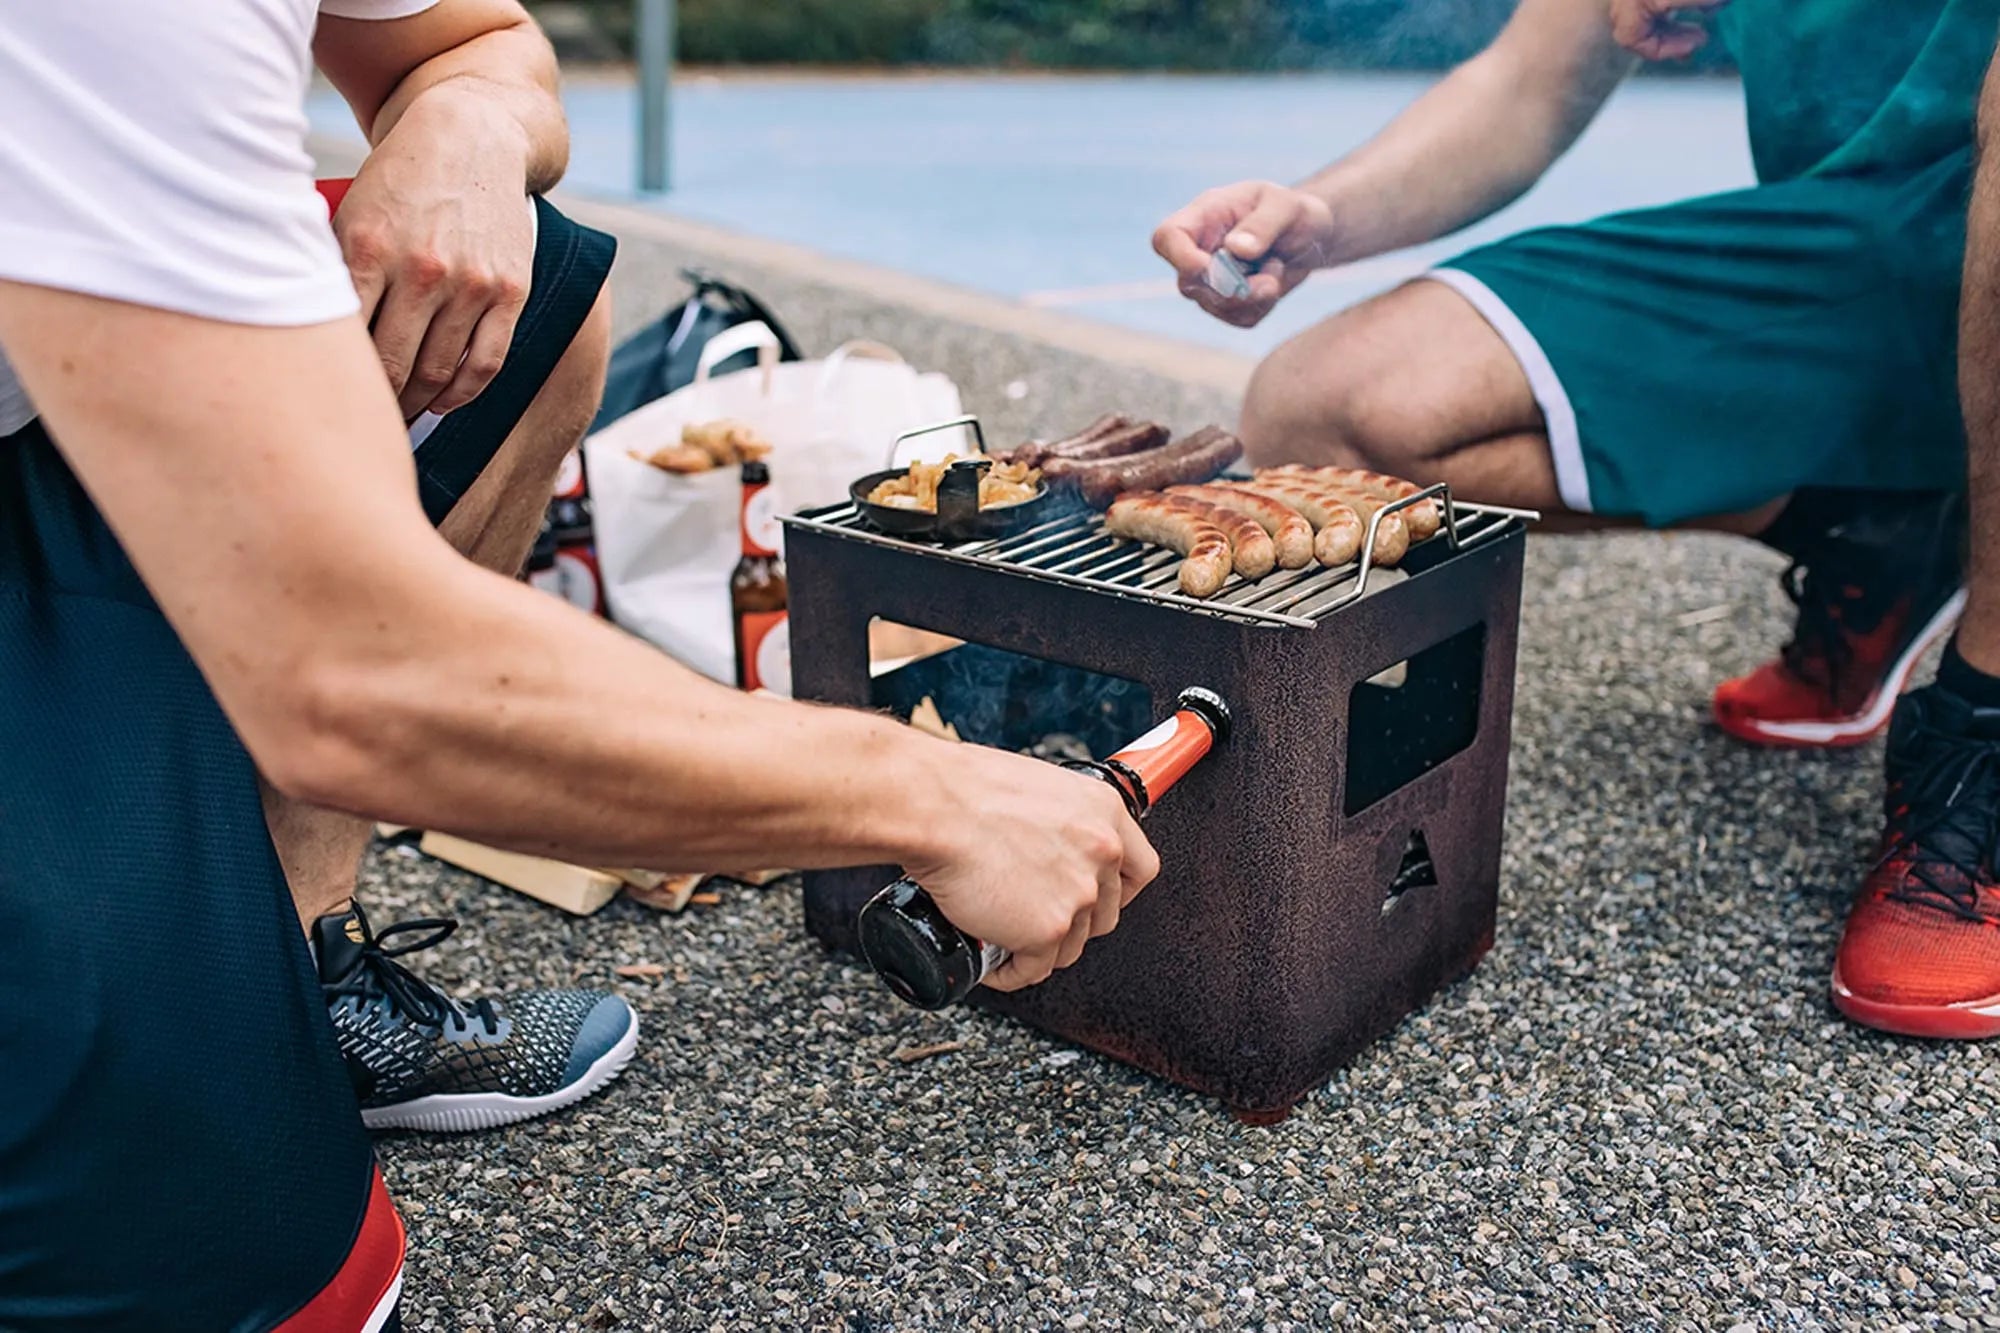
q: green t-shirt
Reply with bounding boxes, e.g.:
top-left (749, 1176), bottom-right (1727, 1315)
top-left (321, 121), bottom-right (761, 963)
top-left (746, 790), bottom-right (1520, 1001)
top-left (1720, 0), bottom-right (2000, 180)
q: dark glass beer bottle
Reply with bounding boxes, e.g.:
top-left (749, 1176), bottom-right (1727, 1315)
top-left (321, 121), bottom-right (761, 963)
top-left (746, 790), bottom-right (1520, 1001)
top-left (731, 461), bottom-right (789, 692)
top-left (857, 687), bottom-right (1231, 1009)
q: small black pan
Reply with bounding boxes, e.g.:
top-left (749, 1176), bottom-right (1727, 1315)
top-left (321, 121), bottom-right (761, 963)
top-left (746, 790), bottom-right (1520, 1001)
top-left (850, 416), bottom-right (1062, 543)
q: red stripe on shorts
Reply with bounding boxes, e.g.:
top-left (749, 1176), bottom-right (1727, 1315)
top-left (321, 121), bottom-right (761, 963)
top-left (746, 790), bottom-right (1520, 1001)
top-left (316, 178), bottom-right (354, 219)
top-left (275, 1166), bottom-right (405, 1333)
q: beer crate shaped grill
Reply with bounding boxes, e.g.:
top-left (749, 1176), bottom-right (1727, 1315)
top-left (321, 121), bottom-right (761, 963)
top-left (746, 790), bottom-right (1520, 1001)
top-left (784, 487), bottom-right (1528, 1121)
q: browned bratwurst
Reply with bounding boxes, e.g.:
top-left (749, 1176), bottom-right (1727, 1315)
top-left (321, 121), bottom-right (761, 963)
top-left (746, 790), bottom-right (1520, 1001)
top-left (1267, 464), bottom-right (1440, 540)
top-left (1122, 490), bottom-right (1275, 578)
top-left (1249, 473), bottom-right (1410, 567)
top-left (1047, 421), bottom-right (1170, 465)
top-left (1219, 481), bottom-right (1365, 567)
top-left (1104, 493), bottom-right (1235, 597)
top-left (1168, 483), bottom-right (1314, 570)
top-left (1007, 413), bottom-right (1126, 466)
top-left (1045, 426), bottom-right (1244, 508)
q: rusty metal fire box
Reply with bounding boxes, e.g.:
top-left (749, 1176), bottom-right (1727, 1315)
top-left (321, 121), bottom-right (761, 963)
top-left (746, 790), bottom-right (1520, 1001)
top-left (784, 489), bottom-right (1528, 1121)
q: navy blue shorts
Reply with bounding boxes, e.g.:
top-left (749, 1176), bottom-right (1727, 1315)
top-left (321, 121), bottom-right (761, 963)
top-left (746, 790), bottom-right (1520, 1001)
top-left (0, 197), bottom-right (613, 1332)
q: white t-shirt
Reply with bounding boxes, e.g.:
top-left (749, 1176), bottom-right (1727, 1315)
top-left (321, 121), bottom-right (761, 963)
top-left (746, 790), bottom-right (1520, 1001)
top-left (0, 0), bottom-right (439, 437)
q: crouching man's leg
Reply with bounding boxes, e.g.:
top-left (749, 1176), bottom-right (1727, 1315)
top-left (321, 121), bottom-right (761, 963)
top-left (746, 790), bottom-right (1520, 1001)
top-left (0, 420), bottom-right (405, 1333)
top-left (1832, 50), bottom-right (2000, 1040)
top-left (262, 199), bottom-right (639, 1135)
top-left (1245, 169), bottom-right (1967, 749)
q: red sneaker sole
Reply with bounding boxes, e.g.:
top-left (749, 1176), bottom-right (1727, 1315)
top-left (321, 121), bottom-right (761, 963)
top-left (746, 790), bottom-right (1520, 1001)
top-left (1831, 966), bottom-right (2000, 1040)
top-left (1713, 590), bottom-right (1966, 750)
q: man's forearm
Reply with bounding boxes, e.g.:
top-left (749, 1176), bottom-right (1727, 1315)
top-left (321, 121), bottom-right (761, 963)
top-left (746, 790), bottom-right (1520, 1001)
top-left (371, 23), bottom-right (567, 193)
top-left (1957, 58), bottom-right (2000, 671)
top-left (1298, 4), bottom-right (1631, 263)
top-left (0, 287), bottom-right (951, 879)
top-left (315, 6), bottom-right (569, 194)
top-left (294, 562), bottom-right (959, 873)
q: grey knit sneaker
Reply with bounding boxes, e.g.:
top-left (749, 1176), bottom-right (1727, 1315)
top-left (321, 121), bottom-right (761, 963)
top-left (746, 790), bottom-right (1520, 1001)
top-left (312, 902), bottom-right (638, 1133)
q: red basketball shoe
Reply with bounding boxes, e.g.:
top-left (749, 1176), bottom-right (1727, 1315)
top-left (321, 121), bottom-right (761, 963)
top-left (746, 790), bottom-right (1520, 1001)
top-left (1832, 685), bottom-right (2000, 1039)
top-left (1714, 492), bottom-right (1964, 748)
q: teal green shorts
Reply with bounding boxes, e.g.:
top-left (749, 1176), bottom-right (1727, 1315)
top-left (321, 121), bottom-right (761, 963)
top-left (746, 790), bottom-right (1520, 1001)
top-left (1435, 149), bottom-right (1971, 527)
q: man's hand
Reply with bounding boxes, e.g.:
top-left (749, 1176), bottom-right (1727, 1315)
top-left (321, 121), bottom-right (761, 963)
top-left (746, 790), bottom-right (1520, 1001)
top-left (1608, 0), bottom-right (1728, 61)
top-left (1153, 181), bottom-right (1336, 328)
top-left (901, 746), bottom-right (1160, 992)
top-left (336, 85), bottom-right (536, 421)
top-left (315, 0), bottom-right (566, 421)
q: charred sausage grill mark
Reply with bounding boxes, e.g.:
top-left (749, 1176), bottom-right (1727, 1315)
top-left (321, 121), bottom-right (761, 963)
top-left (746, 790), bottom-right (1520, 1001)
top-left (1220, 481), bottom-right (1366, 567)
top-left (1044, 427), bottom-right (1245, 509)
top-left (1104, 494), bottom-right (1235, 597)
top-left (1268, 465), bottom-right (1441, 540)
top-left (1007, 413), bottom-right (1131, 467)
top-left (1167, 484), bottom-right (1315, 570)
top-left (1116, 491), bottom-right (1276, 580)
top-left (1242, 476), bottom-right (1409, 567)
top-left (1046, 421), bottom-right (1170, 465)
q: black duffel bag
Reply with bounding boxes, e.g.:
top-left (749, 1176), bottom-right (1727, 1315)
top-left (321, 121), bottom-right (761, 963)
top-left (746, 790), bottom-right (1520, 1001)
top-left (590, 268), bottom-right (803, 433)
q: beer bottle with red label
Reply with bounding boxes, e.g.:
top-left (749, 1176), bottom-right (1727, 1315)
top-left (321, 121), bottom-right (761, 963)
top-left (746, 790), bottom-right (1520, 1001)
top-left (732, 461), bottom-right (789, 693)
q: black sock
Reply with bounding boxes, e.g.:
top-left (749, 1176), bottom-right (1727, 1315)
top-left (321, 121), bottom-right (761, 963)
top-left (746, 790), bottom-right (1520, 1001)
top-left (1936, 635), bottom-right (2000, 710)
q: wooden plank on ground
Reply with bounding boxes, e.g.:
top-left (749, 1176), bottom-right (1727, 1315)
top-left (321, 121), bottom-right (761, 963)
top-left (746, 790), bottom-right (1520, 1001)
top-left (418, 830), bottom-right (625, 917)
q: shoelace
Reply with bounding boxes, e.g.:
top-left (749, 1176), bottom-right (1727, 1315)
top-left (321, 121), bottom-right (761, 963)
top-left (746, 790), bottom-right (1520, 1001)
top-left (1777, 557), bottom-right (1875, 696)
top-left (1876, 735), bottom-right (2000, 923)
top-left (325, 913), bottom-right (502, 1036)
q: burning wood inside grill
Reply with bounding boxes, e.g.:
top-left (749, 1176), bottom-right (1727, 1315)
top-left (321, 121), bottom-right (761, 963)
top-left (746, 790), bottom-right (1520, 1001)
top-left (905, 689), bottom-right (1110, 766)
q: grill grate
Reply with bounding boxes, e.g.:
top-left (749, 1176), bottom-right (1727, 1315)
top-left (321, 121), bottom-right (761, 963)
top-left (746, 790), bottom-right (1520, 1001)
top-left (784, 484), bottom-right (1534, 628)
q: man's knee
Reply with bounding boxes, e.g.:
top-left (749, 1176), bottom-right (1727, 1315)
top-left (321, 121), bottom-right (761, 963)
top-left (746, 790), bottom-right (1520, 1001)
top-left (1241, 334), bottom-right (1383, 473)
top-left (1237, 281), bottom-right (1541, 484)
top-left (1239, 313), bottom-right (1428, 476)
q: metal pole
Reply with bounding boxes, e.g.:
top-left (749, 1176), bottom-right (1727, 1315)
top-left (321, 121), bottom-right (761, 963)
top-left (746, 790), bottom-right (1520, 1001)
top-left (637, 0), bottom-right (673, 192)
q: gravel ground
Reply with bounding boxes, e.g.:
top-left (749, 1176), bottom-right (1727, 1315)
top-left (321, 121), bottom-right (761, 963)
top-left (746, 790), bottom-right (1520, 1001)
top-left (362, 530), bottom-right (2000, 1331)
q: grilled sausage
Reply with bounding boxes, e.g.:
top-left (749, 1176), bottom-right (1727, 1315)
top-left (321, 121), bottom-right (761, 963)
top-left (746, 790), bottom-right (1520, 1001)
top-left (1265, 465), bottom-right (1440, 540)
top-left (1167, 483), bottom-right (1314, 570)
top-left (1220, 481), bottom-right (1366, 567)
top-left (1008, 413), bottom-right (1129, 466)
top-left (1045, 426), bottom-right (1245, 508)
top-left (1050, 421), bottom-right (1170, 464)
top-left (1128, 490), bottom-right (1275, 578)
top-left (1104, 493), bottom-right (1235, 597)
top-left (1250, 474), bottom-right (1410, 566)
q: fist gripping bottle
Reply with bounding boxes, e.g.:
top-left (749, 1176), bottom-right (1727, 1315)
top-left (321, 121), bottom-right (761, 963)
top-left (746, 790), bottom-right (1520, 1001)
top-left (858, 687), bottom-right (1231, 1009)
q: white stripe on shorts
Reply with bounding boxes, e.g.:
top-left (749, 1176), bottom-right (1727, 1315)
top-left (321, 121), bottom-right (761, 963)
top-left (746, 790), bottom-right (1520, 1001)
top-left (1424, 267), bottom-right (1592, 514)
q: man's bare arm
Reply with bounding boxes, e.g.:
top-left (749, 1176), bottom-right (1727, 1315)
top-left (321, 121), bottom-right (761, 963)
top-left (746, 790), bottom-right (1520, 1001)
top-left (314, 0), bottom-right (566, 193)
top-left (1299, 0), bottom-right (1632, 259)
top-left (1155, 0), bottom-right (1630, 324)
top-left (314, 2), bottom-right (570, 418)
top-left (0, 283), bottom-right (922, 869)
top-left (1958, 51), bottom-right (2000, 674)
top-left (0, 281), bottom-right (1164, 990)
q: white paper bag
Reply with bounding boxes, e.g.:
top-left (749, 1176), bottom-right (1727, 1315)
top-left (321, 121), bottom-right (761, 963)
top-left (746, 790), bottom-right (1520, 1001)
top-left (583, 323), bottom-right (966, 686)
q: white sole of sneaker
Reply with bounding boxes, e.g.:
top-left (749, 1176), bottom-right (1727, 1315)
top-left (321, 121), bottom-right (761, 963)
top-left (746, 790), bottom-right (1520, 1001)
top-left (1833, 964), bottom-right (2000, 1040)
top-left (1741, 589), bottom-right (1967, 747)
top-left (360, 1010), bottom-right (639, 1133)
